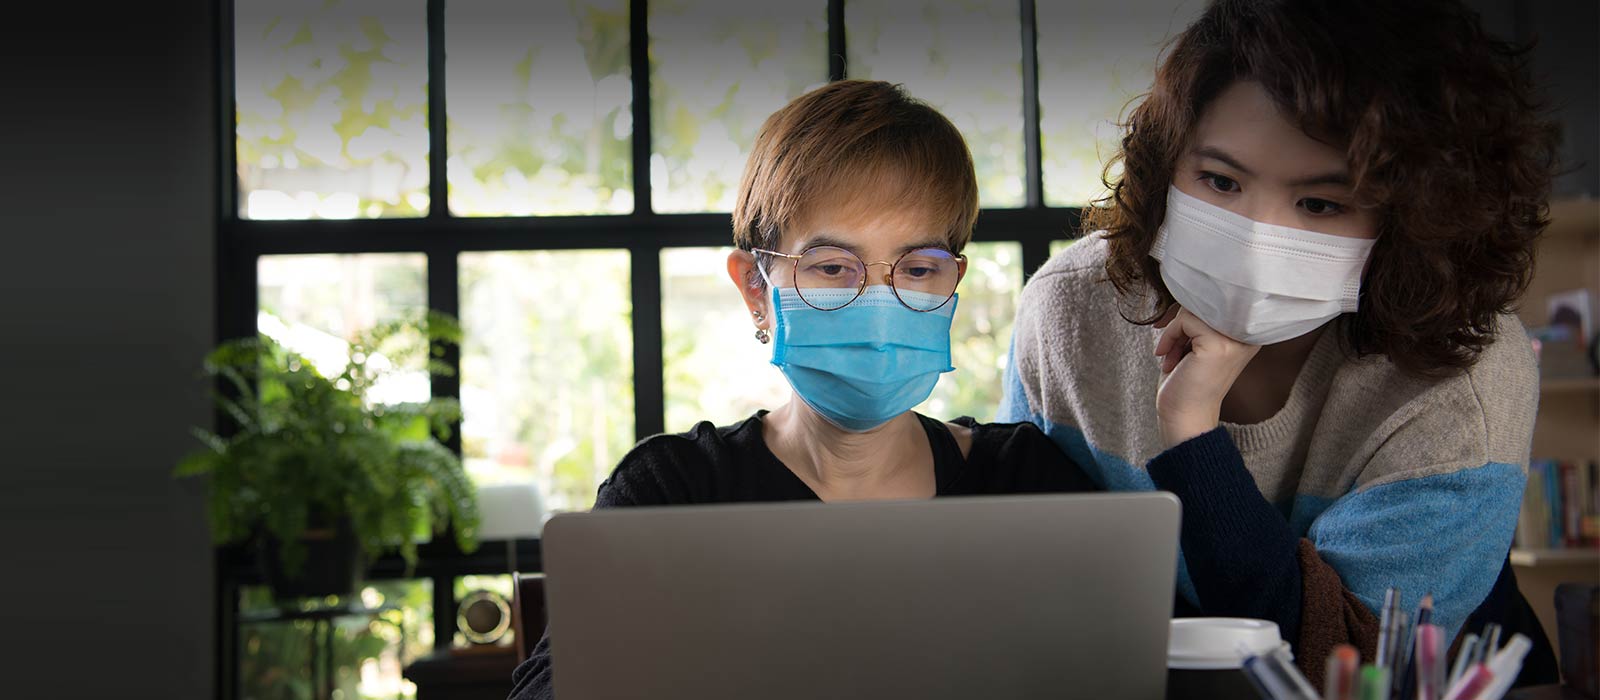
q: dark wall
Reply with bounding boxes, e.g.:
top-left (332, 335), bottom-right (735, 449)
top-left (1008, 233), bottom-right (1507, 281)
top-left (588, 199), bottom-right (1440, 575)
top-left (1, 1), bottom-right (216, 698)
top-left (1522, 0), bottom-right (1600, 197)
top-left (1470, 0), bottom-right (1600, 196)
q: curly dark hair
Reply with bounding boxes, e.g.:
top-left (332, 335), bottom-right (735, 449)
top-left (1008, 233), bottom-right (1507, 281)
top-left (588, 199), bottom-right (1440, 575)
top-left (1086, 0), bottom-right (1561, 377)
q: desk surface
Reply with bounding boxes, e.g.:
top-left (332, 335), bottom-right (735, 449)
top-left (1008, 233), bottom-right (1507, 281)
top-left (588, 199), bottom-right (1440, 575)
top-left (397, 652), bottom-right (1582, 700)
top-left (404, 649), bottom-right (519, 700)
top-left (1504, 686), bottom-right (1591, 700)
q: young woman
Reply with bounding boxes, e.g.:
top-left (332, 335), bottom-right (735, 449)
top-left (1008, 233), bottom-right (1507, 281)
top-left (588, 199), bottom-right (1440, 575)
top-left (1001, 0), bottom-right (1561, 685)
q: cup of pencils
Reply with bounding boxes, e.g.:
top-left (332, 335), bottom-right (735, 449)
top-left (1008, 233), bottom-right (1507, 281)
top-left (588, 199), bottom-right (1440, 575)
top-left (1239, 588), bottom-right (1534, 700)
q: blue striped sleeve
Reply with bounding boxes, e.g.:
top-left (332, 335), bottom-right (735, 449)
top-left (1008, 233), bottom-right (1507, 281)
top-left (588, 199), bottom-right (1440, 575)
top-left (997, 338), bottom-right (1035, 425)
top-left (1307, 461), bottom-right (1526, 642)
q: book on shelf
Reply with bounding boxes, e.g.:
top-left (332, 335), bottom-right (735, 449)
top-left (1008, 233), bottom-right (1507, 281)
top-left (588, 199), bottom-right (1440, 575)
top-left (1516, 458), bottom-right (1600, 550)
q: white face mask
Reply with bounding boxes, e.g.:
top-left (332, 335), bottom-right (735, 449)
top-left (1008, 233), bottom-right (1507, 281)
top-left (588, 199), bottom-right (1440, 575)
top-left (1150, 186), bottom-right (1376, 345)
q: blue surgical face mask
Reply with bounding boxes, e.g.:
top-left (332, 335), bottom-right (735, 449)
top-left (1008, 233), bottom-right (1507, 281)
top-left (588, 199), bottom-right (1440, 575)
top-left (768, 284), bottom-right (957, 432)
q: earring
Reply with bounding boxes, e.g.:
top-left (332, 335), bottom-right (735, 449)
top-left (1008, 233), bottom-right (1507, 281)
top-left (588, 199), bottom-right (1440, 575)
top-left (752, 309), bottom-right (769, 343)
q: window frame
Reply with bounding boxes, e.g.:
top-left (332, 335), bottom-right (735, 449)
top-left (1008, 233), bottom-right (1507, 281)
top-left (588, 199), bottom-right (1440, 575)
top-left (214, 0), bottom-right (1082, 696)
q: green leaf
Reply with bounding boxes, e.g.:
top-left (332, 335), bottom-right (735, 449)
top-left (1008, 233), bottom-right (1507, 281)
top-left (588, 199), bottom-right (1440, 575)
top-left (173, 449), bottom-right (218, 477)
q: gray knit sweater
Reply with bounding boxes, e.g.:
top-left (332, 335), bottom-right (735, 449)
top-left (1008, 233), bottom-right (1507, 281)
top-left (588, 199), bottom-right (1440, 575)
top-left (1001, 233), bottom-right (1539, 671)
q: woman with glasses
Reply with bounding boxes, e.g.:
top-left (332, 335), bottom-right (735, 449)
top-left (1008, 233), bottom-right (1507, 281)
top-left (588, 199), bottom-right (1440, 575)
top-left (509, 79), bottom-right (1238, 700)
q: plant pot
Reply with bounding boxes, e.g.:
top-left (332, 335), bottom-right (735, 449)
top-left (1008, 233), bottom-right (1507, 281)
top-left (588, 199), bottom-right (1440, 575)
top-left (257, 517), bottom-right (366, 602)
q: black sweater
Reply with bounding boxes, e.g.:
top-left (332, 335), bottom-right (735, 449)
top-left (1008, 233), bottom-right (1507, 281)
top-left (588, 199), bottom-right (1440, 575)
top-left (507, 411), bottom-right (1099, 700)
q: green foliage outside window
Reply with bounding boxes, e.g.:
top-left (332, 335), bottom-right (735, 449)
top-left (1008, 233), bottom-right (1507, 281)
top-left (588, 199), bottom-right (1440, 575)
top-left (847, 0), bottom-right (1026, 208)
top-left (236, 0), bottom-right (430, 219)
top-left (458, 252), bottom-right (635, 512)
top-left (447, 0), bottom-right (634, 216)
top-left (916, 242), bottom-right (1022, 422)
top-left (648, 0), bottom-right (827, 212)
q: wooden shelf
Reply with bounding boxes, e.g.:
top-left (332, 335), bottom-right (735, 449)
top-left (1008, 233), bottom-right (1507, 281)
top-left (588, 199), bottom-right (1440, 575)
top-left (1547, 197), bottom-right (1599, 241)
top-left (1540, 377), bottom-right (1600, 393)
top-left (1510, 547), bottom-right (1600, 567)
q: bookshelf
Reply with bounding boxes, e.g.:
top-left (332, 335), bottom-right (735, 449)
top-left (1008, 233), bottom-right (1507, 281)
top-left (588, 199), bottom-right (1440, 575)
top-left (1509, 548), bottom-right (1600, 567)
top-left (1512, 195), bottom-right (1600, 645)
top-left (1540, 377), bottom-right (1600, 394)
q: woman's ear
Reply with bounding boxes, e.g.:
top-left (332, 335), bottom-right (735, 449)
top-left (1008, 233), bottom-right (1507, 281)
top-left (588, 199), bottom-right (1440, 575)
top-left (726, 250), bottom-right (771, 330)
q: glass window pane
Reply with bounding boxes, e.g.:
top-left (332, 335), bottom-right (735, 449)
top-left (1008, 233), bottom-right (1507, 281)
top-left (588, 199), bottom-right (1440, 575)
top-left (1037, 1), bottom-right (1201, 206)
top-left (662, 247), bottom-right (792, 432)
top-left (459, 251), bottom-right (633, 512)
top-left (257, 254), bottom-right (430, 404)
top-left (847, 0), bottom-right (1025, 208)
top-left (649, 1), bottom-right (828, 213)
top-left (239, 579), bottom-right (432, 700)
top-left (1049, 237), bottom-right (1078, 258)
top-left (915, 241), bottom-right (1021, 421)
top-left (235, 0), bottom-right (430, 219)
top-left (662, 243), bottom-right (1020, 431)
top-left (447, 0), bottom-right (633, 216)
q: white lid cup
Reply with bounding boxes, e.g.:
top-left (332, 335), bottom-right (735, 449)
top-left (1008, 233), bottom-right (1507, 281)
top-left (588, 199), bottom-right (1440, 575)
top-left (1166, 618), bottom-right (1291, 700)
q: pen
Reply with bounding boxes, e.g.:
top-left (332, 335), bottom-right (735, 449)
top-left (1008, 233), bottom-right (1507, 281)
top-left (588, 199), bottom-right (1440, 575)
top-left (1241, 645), bottom-right (1321, 700)
top-left (1376, 587), bottom-right (1401, 671)
top-left (1324, 644), bottom-right (1359, 700)
top-left (1447, 633), bottom-right (1478, 687)
top-left (1475, 634), bottom-right (1532, 700)
top-left (1467, 624), bottom-right (1497, 670)
top-left (1390, 613), bottom-right (1413, 699)
top-left (1414, 623), bottom-right (1444, 700)
top-left (1359, 665), bottom-right (1389, 700)
top-left (1400, 595), bottom-right (1434, 700)
top-left (1440, 664), bottom-right (1493, 700)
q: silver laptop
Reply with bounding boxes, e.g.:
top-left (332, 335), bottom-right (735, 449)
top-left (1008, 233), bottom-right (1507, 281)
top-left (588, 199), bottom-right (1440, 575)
top-left (542, 492), bottom-right (1181, 700)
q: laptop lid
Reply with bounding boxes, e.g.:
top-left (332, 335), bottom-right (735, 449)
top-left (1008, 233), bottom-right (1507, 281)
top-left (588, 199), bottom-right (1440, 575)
top-left (543, 492), bottom-right (1181, 700)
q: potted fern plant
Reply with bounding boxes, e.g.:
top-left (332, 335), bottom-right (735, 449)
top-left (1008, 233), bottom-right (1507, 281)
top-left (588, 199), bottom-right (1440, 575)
top-left (176, 312), bottom-right (479, 600)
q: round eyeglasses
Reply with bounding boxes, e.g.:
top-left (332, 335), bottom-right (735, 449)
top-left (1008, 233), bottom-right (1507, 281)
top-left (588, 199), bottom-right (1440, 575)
top-left (752, 245), bottom-right (967, 312)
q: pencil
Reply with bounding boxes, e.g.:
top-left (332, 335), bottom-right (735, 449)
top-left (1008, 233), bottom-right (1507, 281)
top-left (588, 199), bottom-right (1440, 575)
top-left (1376, 587), bottom-right (1400, 670)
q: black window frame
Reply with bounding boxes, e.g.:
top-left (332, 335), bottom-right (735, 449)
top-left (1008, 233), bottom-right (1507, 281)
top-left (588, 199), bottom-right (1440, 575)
top-left (213, 1), bottom-right (1082, 696)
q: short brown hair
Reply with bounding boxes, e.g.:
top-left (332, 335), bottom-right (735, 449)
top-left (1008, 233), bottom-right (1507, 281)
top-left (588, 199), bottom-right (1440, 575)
top-left (732, 80), bottom-right (979, 258)
top-left (1088, 0), bottom-right (1560, 377)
